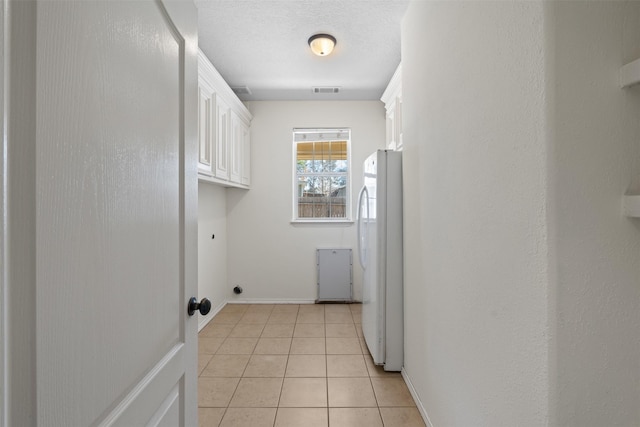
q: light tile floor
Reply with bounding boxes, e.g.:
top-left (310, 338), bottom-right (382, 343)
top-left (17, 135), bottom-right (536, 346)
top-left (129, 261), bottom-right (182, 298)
top-left (198, 303), bottom-right (425, 427)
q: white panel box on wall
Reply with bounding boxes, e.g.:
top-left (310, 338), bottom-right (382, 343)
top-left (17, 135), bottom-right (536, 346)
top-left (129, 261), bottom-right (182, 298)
top-left (317, 249), bottom-right (353, 302)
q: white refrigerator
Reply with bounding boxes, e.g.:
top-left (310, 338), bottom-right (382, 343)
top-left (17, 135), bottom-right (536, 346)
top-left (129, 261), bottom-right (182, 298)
top-left (357, 149), bottom-right (403, 371)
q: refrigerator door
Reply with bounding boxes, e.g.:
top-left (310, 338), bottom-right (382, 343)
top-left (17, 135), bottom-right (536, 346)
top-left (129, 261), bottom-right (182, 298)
top-left (361, 150), bottom-right (403, 371)
top-left (361, 151), bottom-right (384, 364)
top-left (381, 150), bottom-right (403, 371)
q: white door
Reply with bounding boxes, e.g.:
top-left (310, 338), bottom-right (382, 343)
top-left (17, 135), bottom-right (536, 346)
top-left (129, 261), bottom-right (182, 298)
top-left (35, 1), bottom-right (199, 425)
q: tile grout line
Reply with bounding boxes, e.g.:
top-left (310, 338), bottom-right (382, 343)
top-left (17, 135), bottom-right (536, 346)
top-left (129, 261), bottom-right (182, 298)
top-left (324, 305), bottom-right (330, 425)
top-left (271, 305), bottom-right (299, 426)
top-left (199, 303), bottom-right (420, 427)
top-left (222, 317), bottom-right (243, 419)
top-left (355, 304), bottom-right (384, 426)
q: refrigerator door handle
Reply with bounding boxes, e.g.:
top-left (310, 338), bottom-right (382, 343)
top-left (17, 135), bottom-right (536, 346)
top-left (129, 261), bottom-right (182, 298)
top-left (356, 185), bottom-right (369, 269)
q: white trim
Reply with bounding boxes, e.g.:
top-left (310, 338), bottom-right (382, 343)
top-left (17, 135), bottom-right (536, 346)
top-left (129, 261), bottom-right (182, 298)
top-left (144, 384), bottom-right (179, 427)
top-left (198, 173), bottom-right (249, 189)
top-left (290, 220), bottom-right (354, 225)
top-left (380, 62), bottom-right (402, 106)
top-left (292, 128), bottom-right (353, 222)
top-left (197, 299), bottom-right (226, 332)
top-left (227, 299), bottom-right (317, 305)
top-left (1, 1), bottom-right (6, 425)
top-left (197, 49), bottom-right (251, 125)
top-left (96, 344), bottom-right (184, 427)
top-left (402, 367), bottom-right (434, 427)
top-left (196, 299), bottom-right (346, 334)
top-left (293, 128), bottom-right (350, 142)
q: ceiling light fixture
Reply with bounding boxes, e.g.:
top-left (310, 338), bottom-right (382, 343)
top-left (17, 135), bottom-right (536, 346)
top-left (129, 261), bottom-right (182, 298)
top-left (308, 34), bottom-right (336, 57)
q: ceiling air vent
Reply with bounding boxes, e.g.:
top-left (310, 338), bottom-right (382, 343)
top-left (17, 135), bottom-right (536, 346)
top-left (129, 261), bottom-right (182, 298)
top-left (231, 86), bottom-right (252, 95)
top-left (313, 87), bottom-right (340, 94)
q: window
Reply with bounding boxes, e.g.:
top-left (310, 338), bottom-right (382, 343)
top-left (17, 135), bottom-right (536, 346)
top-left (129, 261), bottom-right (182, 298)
top-left (293, 128), bottom-right (351, 221)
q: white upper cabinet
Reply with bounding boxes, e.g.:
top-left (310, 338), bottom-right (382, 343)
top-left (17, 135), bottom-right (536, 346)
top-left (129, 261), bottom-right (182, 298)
top-left (241, 123), bottom-right (251, 186)
top-left (198, 81), bottom-right (215, 176)
top-left (215, 95), bottom-right (231, 180)
top-left (381, 64), bottom-right (402, 151)
top-left (198, 49), bottom-right (252, 188)
top-left (229, 111), bottom-right (243, 183)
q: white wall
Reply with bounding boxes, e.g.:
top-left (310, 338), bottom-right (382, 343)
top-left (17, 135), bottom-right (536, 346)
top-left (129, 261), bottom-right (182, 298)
top-left (402, 1), bottom-right (640, 425)
top-left (197, 183), bottom-right (229, 328)
top-left (549, 2), bottom-right (640, 425)
top-left (226, 101), bottom-right (385, 303)
top-left (402, 2), bottom-right (550, 425)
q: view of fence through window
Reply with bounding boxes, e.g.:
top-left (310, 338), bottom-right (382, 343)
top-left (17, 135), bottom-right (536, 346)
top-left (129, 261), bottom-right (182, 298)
top-left (294, 129), bottom-right (351, 220)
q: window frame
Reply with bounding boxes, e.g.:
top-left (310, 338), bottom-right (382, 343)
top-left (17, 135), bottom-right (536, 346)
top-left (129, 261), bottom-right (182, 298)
top-left (292, 128), bottom-right (353, 223)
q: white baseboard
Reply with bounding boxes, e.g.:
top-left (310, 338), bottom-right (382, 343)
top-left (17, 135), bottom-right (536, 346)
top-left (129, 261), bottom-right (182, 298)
top-left (198, 298), bottom-right (362, 330)
top-left (227, 299), bottom-right (317, 305)
top-left (402, 367), bottom-right (434, 427)
top-left (198, 299), bottom-right (226, 332)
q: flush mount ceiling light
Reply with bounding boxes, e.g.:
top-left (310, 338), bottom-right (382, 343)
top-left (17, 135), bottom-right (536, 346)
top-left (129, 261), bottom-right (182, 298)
top-left (308, 34), bottom-right (336, 57)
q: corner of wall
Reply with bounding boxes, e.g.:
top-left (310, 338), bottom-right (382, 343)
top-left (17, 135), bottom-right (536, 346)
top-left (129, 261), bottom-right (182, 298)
top-left (541, 2), bottom-right (559, 424)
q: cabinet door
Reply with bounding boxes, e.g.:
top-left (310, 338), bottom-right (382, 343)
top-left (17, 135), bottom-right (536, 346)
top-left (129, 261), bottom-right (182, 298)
top-left (197, 85), bottom-right (214, 176)
top-left (215, 96), bottom-right (230, 180)
top-left (241, 123), bottom-right (250, 186)
top-left (229, 112), bottom-right (242, 183)
top-left (394, 96), bottom-right (403, 151)
top-left (386, 104), bottom-right (396, 150)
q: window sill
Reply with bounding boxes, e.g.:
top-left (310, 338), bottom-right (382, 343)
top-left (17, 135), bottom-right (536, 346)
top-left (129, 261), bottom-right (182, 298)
top-left (291, 219), bottom-right (354, 226)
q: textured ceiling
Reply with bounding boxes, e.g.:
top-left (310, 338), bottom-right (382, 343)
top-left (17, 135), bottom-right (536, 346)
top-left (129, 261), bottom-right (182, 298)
top-left (195, 0), bottom-right (409, 101)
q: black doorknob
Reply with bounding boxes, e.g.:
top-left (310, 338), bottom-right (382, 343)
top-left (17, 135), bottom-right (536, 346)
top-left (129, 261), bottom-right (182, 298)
top-left (188, 297), bottom-right (211, 316)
